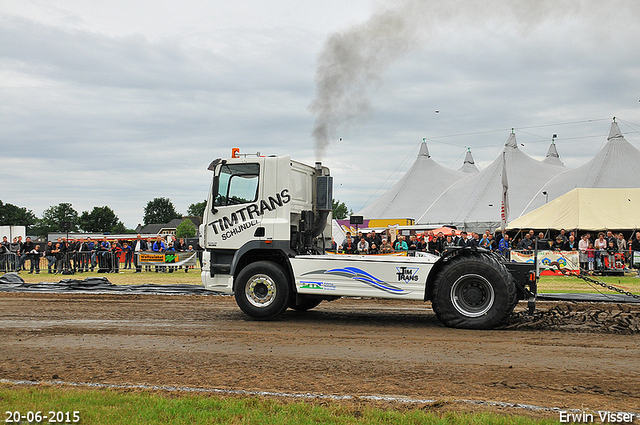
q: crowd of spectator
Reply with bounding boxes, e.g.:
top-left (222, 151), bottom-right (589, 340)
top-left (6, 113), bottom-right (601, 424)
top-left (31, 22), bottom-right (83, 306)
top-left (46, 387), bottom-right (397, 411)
top-left (335, 229), bottom-right (508, 257)
top-left (511, 229), bottom-right (640, 275)
top-left (3, 229), bottom-right (640, 277)
top-left (334, 229), bottom-right (503, 256)
top-left (0, 235), bottom-right (42, 274)
top-left (0, 234), bottom-right (197, 274)
top-left (333, 228), bottom-right (640, 276)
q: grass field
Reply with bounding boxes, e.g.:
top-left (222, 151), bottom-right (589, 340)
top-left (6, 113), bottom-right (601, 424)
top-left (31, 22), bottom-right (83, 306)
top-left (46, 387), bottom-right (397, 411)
top-left (536, 274), bottom-right (640, 295)
top-left (0, 385), bottom-right (560, 425)
top-left (15, 267), bottom-right (201, 286)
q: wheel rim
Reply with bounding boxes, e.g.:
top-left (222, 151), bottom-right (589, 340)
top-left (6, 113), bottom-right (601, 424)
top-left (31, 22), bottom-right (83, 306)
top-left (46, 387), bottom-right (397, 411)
top-left (245, 274), bottom-right (277, 308)
top-left (450, 273), bottom-right (495, 317)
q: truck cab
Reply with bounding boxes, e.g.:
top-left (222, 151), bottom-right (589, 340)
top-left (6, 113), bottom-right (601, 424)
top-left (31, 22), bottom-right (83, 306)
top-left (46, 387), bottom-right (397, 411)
top-left (200, 152), bottom-right (332, 294)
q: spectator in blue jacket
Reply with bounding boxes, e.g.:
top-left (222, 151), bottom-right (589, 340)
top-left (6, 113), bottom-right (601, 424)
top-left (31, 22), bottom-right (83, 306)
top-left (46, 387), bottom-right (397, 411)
top-left (394, 236), bottom-right (408, 252)
top-left (152, 236), bottom-right (166, 273)
top-left (152, 236), bottom-right (166, 252)
top-left (100, 237), bottom-right (111, 251)
top-left (498, 234), bottom-right (510, 259)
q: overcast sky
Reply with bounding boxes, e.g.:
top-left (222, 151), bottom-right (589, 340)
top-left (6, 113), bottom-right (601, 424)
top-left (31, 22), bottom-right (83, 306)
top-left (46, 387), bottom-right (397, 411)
top-left (2, 0), bottom-right (639, 228)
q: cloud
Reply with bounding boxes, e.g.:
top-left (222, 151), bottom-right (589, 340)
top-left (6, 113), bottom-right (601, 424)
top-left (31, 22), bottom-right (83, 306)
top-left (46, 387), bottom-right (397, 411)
top-left (0, 15), bottom-right (320, 226)
top-left (1, 1), bottom-right (640, 228)
top-left (309, 0), bottom-right (640, 161)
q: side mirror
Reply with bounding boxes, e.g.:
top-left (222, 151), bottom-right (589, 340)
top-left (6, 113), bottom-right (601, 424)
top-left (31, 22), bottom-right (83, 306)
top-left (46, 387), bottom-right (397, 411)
top-left (207, 158), bottom-right (223, 171)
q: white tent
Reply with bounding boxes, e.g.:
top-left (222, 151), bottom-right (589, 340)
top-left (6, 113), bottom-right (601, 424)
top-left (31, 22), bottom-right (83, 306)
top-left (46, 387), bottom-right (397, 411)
top-left (541, 141), bottom-right (564, 167)
top-left (520, 120), bottom-right (640, 216)
top-left (458, 148), bottom-right (479, 173)
top-left (508, 188), bottom-right (640, 230)
top-left (357, 141), bottom-right (465, 220)
top-left (332, 219), bottom-right (346, 243)
top-left (417, 132), bottom-right (566, 233)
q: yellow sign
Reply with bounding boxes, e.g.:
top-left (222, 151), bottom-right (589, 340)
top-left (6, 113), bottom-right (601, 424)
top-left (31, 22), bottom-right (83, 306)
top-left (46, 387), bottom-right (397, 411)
top-left (368, 218), bottom-right (414, 227)
top-left (137, 252), bottom-right (197, 266)
top-left (140, 254), bottom-right (166, 262)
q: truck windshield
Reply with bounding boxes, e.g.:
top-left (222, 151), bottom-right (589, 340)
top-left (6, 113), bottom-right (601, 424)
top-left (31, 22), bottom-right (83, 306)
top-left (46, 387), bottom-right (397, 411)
top-left (214, 163), bottom-right (260, 207)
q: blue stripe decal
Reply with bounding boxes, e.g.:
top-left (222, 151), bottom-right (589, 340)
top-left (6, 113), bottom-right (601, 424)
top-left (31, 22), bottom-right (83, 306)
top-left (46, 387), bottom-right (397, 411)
top-left (320, 267), bottom-right (407, 294)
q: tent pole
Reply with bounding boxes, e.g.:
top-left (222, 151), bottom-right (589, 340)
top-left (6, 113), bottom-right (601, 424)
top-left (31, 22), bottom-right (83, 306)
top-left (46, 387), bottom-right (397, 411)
top-left (534, 233), bottom-right (539, 291)
top-left (514, 229), bottom-right (522, 243)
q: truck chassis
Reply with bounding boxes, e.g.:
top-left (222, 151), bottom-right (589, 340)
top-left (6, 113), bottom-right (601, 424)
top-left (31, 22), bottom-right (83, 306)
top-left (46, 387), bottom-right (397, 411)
top-left (206, 248), bottom-right (534, 329)
top-left (200, 152), bottom-right (535, 329)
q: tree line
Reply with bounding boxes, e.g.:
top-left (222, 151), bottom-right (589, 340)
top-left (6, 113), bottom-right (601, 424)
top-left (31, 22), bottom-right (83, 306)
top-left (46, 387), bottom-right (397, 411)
top-left (0, 198), bottom-right (207, 239)
top-left (1, 197), bottom-right (351, 238)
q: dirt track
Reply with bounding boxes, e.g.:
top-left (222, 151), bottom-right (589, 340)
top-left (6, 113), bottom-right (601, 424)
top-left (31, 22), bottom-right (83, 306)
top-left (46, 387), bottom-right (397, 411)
top-left (0, 293), bottom-right (639, 417)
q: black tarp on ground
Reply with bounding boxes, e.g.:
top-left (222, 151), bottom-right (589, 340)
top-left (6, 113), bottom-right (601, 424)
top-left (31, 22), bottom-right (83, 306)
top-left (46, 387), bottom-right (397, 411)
top-left (536, 292), bottom-right (640, 303)
top-left (0, 272), bottom-right (220, 295)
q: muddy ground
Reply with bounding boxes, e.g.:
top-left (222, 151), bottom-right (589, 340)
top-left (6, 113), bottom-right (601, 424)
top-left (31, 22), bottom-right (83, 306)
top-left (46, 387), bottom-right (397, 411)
top-left (0, 293), bottom-right (638, 418)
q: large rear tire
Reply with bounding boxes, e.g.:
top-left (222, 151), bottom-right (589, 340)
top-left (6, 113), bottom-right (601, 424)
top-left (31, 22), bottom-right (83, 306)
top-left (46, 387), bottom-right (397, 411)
top-left (431, 254), bottom-right (514, 329)
top-left (505, 276), bottom-right (519, 321)
top-left (234, 261), bottom-right (291, 320)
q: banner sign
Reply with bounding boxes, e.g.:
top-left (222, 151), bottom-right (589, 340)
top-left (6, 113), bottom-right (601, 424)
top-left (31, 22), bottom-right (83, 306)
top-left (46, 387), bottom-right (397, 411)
top-left (511, 250), bottom-right (580, 275)
top-left (136, 251), bottom-right (198, 267)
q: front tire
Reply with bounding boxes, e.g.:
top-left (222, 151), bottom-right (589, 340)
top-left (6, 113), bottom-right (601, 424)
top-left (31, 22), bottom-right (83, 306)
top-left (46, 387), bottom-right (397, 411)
top-left (234, 261), bottom-right (291, 320)
top-left (431, 253), bottom-right (514, 329)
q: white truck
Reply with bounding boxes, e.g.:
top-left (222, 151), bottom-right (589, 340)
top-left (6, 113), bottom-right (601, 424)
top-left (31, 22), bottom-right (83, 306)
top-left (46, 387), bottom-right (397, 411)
top-left (200, 150), bottom-right (536, 329)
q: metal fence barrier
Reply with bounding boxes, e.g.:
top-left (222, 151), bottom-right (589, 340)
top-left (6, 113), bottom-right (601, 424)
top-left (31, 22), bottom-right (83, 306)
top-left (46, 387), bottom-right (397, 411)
top-left (55, 251), bottom-right (201, 274)
top-left (0, 253), bottom-right (18, 273)
top-left (0, 251), bottom-right (201, 275)
top-left (1, 252), bottom-right (45, 274)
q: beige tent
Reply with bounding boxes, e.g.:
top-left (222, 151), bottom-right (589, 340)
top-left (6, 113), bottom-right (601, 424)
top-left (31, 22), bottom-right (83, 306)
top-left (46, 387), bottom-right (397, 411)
top-left (507, 188), bottom-right (640, 230)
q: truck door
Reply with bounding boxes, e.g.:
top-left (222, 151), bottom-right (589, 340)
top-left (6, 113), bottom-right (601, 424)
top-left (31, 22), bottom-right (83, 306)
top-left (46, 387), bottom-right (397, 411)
top-left (204, 162), bottom-right (263, 250)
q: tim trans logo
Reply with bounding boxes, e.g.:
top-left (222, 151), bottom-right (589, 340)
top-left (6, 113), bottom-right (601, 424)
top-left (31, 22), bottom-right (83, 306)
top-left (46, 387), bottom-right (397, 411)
top-left (209, 189), bottom-right (291, 241)
top-left (396, 266), bottom-right (419, 283)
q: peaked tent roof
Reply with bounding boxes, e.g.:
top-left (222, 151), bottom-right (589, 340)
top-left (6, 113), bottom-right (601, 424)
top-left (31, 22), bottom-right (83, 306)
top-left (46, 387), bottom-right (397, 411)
top-left (541, 141), bottom-right (564, 167)
top-left (458, 148), bottom-right (479, 173)
top-left (357, 141), bottom-right (465, 220)
top-left (520, 121), bottom-right (640, 216)
top-left (508, 188), bottom-right (640, 230)
top-left (417, 132), bottom-right (566, 232)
